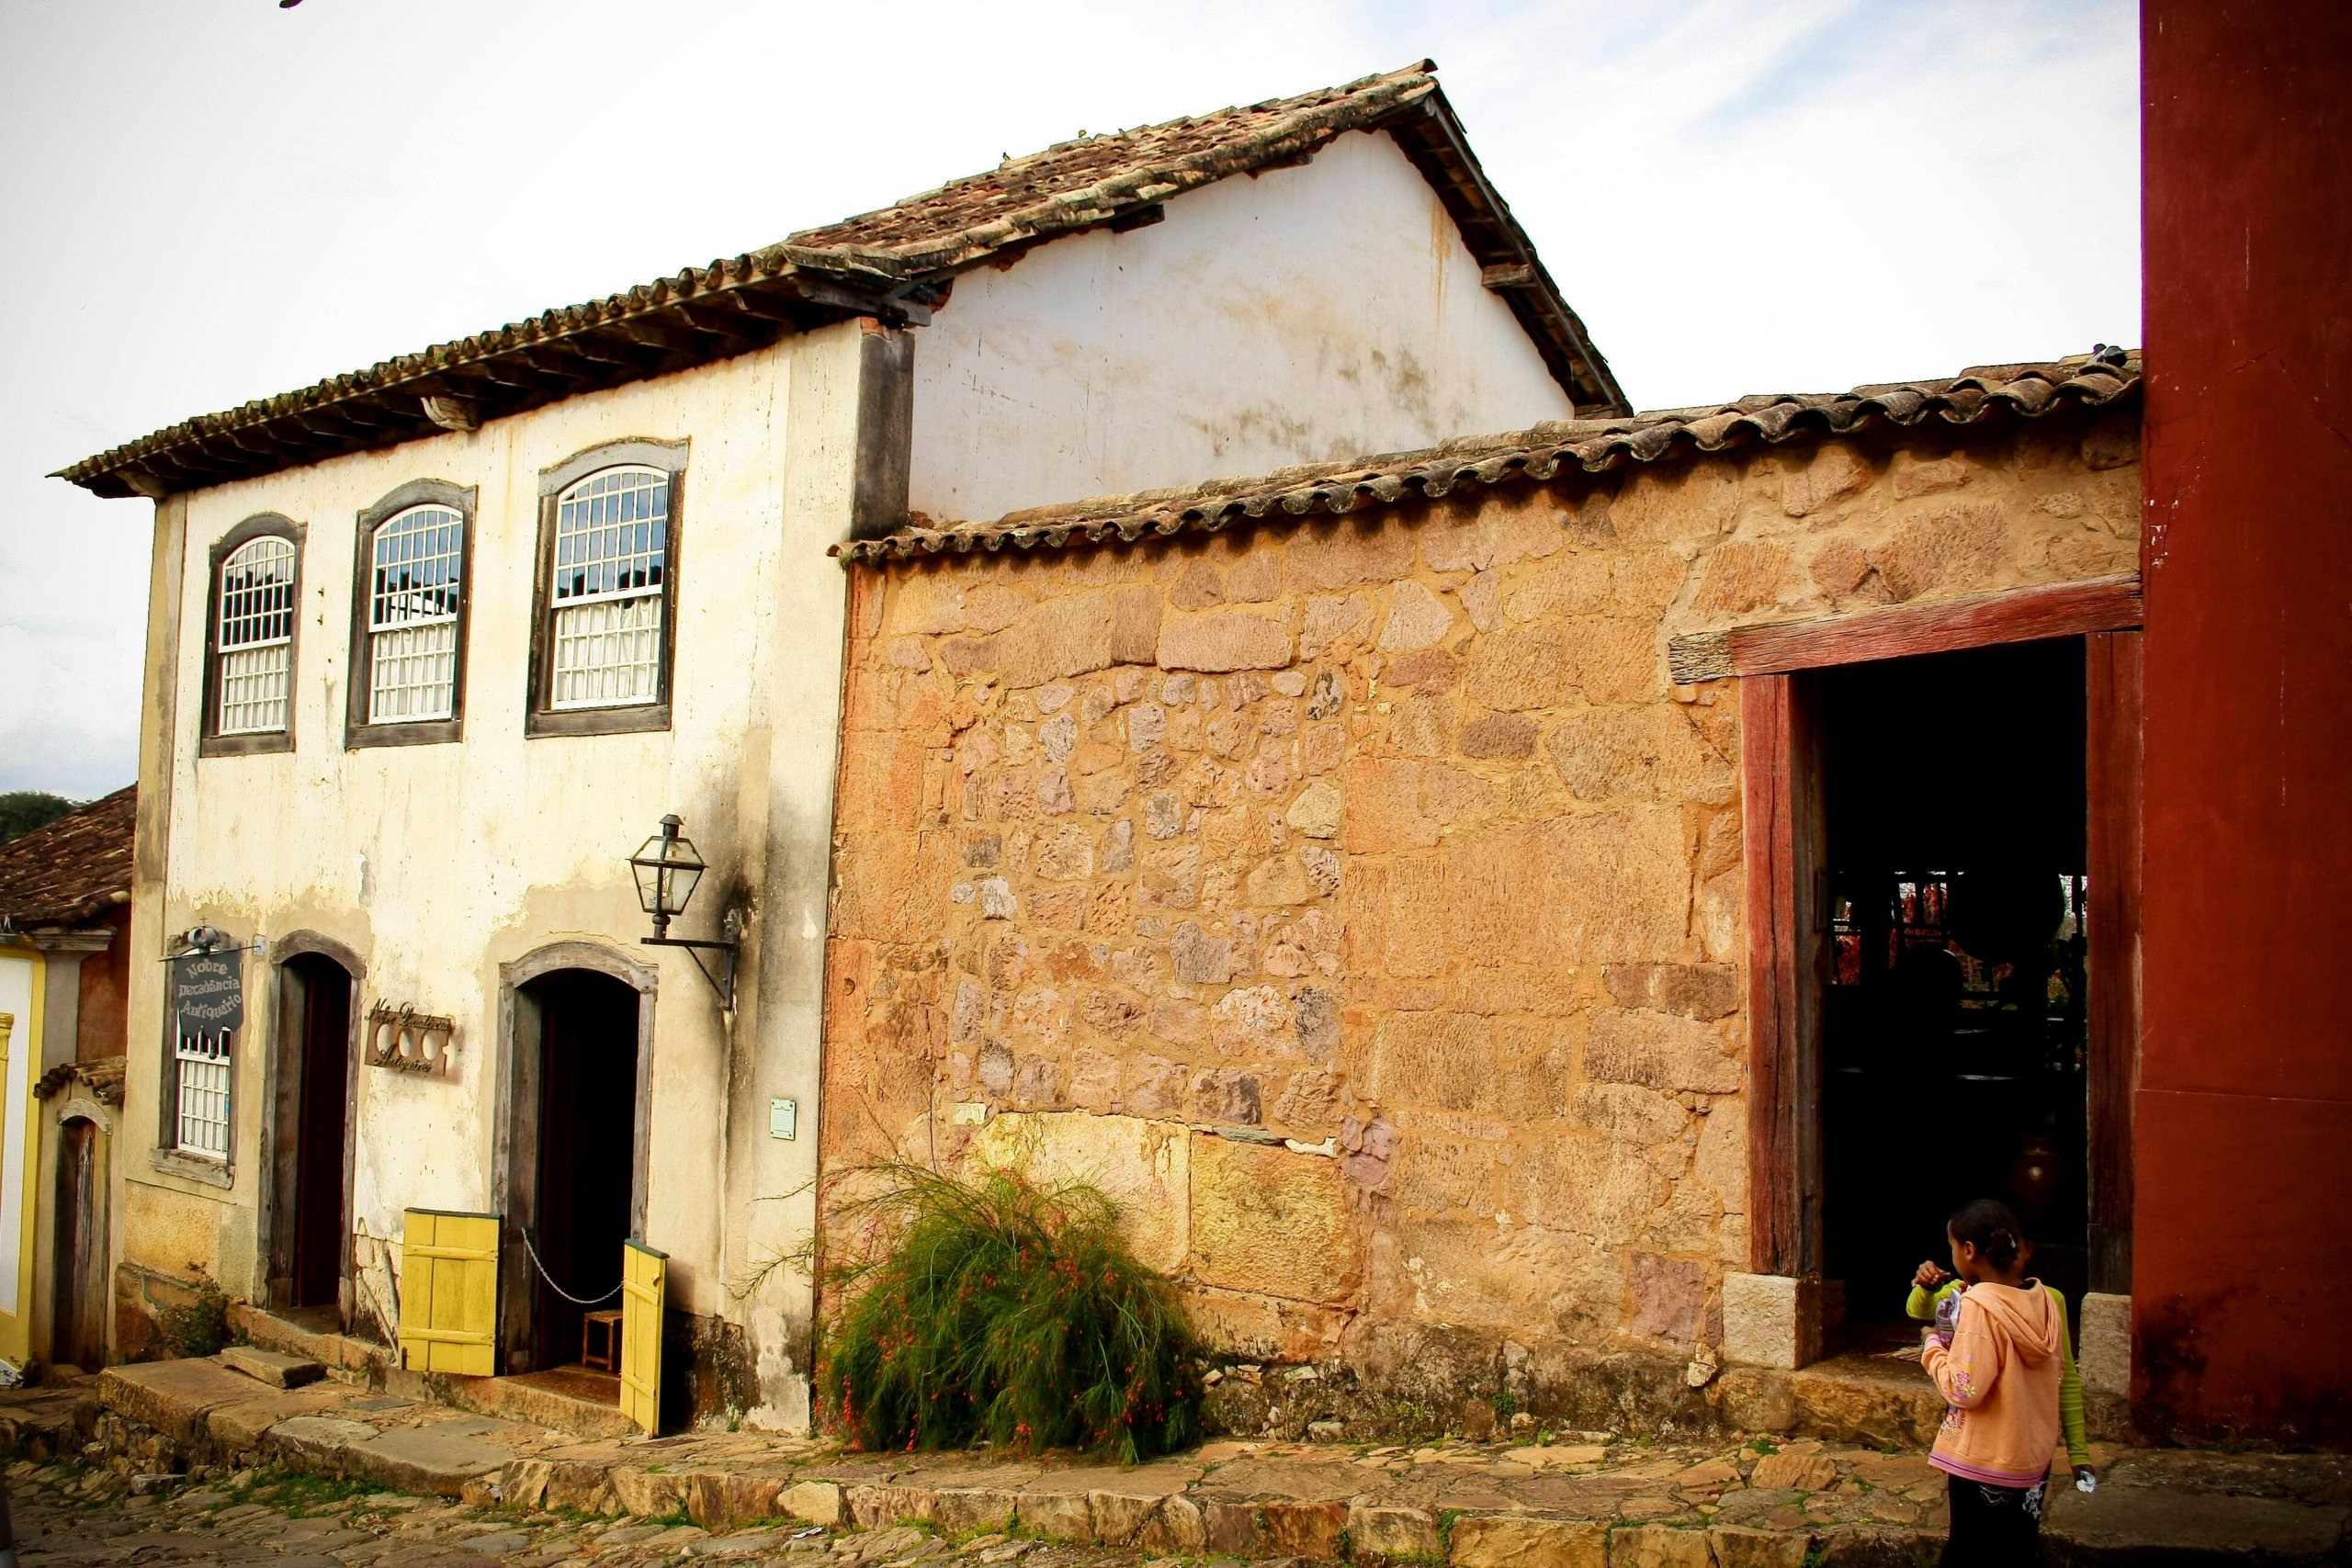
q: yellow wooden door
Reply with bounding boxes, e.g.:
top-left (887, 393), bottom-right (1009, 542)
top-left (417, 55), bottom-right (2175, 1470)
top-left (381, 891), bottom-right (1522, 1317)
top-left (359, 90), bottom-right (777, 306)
top-left (397, 1208), bottom-right (499, 1377)
top-left (618, 1239), bottom-right (666, 1434)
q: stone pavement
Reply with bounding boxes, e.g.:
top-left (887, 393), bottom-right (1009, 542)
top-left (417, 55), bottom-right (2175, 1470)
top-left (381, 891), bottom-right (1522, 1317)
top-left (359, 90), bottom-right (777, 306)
top-left (5, 1361), bottom-right (2346, 1565)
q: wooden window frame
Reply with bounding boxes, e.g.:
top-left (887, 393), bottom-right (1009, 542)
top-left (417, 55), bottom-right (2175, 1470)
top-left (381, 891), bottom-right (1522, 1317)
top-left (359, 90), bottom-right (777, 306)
top-left (198, 513), bottom-right (305, 760)
top-left (1732, 578), bottom-right (2145, 1292)
top-left (345, 479), bottom-right (478, 750)
top-left (525, 438), bottom-right (689, 739)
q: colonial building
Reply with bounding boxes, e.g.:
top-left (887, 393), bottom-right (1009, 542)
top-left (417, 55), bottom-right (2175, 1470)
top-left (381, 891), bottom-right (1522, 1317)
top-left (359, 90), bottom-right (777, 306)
top-left (55, 63), bottom-right (1621, 1429)
top-left (0, 786), bottom-right (134, 1375)
top-left (824, 354), bottom-right (2148, 1435)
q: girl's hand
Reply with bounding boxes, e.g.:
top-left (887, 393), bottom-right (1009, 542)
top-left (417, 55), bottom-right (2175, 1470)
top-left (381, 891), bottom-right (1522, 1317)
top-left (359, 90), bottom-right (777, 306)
top-left (1913, 1261), bottom-right (1951, 1290)
top-left (2074, 1466), bottom-right (2098, 1494)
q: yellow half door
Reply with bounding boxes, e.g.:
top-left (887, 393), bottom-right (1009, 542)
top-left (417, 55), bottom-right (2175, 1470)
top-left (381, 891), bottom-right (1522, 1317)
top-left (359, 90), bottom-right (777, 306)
top-left (619, 1239), bottom-right (666, 1434)
top-left (398, 1208), bottom-right (500, 1377)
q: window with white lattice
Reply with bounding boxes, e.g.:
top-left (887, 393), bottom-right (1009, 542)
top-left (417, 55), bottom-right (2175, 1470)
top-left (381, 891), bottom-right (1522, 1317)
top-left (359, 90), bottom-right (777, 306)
top-left (549, 465), bottom-right (669, 710)
top-left (216, 535), bottom-right (297, 735)
top-left (174, 1026), bottom-right (232, 1159)
top-left (367, 503), bottom-right (464, 722)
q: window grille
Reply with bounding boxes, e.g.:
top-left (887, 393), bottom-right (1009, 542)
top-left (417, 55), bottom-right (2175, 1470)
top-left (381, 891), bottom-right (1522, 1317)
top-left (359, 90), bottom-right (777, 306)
top-left (550, 467), bottom-right (667, 709)
top-left (218, 536), bottom-right (297, 734)
top-left (368, 504), bottom-right (464, 722)
top-left (175, 1028), bottom-right (232, 1158)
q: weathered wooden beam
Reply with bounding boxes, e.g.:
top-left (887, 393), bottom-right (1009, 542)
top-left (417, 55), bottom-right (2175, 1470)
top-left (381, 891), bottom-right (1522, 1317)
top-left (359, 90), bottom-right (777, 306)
top-left (1481, 262), bottom-right (1536, 290)
top-left (1668, 574), bottom-right (2144, 682)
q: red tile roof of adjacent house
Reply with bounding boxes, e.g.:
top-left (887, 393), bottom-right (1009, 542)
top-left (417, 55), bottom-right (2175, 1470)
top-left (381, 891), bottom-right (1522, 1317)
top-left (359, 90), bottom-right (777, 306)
top-left (55, 62), bottom-right (1621, 502)
top-left (0, 785), bottom-right (135, 931)
top-left (834, 351), bottom-right (2142, 564)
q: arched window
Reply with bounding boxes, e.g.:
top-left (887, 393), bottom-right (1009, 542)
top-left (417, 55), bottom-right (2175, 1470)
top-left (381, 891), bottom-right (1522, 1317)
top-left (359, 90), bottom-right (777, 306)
top-left (367, 503), bottom-right (464, 722)
top-left (216, 535), bottom-right (298, 735)
top-left (548, 465), bottom-right (669, 709)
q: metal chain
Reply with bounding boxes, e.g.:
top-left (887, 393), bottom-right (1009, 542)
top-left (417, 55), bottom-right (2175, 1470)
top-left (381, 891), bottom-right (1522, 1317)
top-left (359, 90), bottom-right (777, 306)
top-left (519, 1229), bottom-right (623, 1306)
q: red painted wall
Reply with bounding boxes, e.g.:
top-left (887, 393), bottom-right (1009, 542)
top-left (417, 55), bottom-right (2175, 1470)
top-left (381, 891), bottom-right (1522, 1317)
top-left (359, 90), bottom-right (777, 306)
top-left (2139, 0), bottom-right (2352, 1445)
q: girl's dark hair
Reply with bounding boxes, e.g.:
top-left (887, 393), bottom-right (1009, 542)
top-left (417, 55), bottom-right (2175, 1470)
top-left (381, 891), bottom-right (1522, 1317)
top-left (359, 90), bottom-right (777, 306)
top-left (1949, 1199), bottom-right (2026, 1270)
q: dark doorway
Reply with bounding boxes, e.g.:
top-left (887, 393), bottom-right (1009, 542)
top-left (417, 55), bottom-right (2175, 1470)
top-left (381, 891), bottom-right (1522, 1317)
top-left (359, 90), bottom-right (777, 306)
top-left (1817, 638), bottom-right (2090, 1337)
top-left (286, 953), bottom-right (354, 1311)
top-left (525, 969), bottom-right (640, 1371)
top-left (51, 1117), bottom-right (106, 1370)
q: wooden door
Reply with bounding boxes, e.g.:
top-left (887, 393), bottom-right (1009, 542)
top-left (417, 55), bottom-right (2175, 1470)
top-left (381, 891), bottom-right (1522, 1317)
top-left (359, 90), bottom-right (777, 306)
top-left (50, 1118), bottom-right (105, 1370)
top-left (619, 1239), bottom-right (665, 1435)
top-left (398, 1208), bottom-right (499, 1376)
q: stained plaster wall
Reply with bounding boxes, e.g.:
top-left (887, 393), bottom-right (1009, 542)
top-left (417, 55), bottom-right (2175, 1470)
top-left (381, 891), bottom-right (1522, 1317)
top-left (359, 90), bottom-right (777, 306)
top-left (826, 406), bottom-right (2140, 1422)
top-left (119, 321), bottom-right (866, 1426)
top-left (908, 129), bottom-right (1577, 525)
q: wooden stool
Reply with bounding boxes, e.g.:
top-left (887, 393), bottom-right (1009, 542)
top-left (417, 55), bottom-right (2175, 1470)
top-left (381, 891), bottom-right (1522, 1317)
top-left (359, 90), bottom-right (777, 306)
top-left (581, 1308), bottom-right (625, 1373)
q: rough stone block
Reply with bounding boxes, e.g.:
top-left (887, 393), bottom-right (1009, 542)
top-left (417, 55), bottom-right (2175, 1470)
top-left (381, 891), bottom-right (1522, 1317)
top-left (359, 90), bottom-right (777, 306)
top-left (1189, 1133), bottom-right (1359, 1304)
top-left (1159, 609), bottom-right (1293, 671)
top-left (690, 1471), bottom-right (787, 1532)
top-left (263, 1414), bottom-right (380, 1463)
top-left (781, 1479), bottom-right (843, 1527)
top-left (928, 1486), bottom-right (1016, 1533)
top-left (1350, 1502), bottom-right (1442, 1560)
top-left (1261, 1498), bottom-right (1349, 1559)
top-left (342, 1424), bottom-right (511, 1497)
top-left (1709, 1525), bottom-right (1810, 1568)
top-left (1449, 1515), bottom-right (1607, 1568)
top-left (969, 1110), bottom-right (1191, 1272)
top-left (1088, 1491), bottom-right (1162, 1545)
top-left (1609, 1524), bottom-right (1713, 1567)
top-left (2077, 1291), bottom-right (2130, 1397)
top-left (220, 1345), bottom-right (324, 1389)
top-left (1139, 1492), bottom-right (1208, 1554)
top-left (546, 1458), bottom-right (621, 1516)
top-left (100, 1359), bottom-right (257, 1445)
top-left (1723, 1273), bottom-right (1822, 1371)
top-left (1015, 1491), bottom-right (1091, 1541)
top-left (1749, 1451), bottom-right (1839, 1493)
top-left (1203, 1498), bottom-right (1265, 1556)
top-left (613, 1465), bottom-right (694, 1519)
top-left (1585, 1009), bottom-right (1741, 1094)
top-left (995, 592), bottom-right (1115, 689)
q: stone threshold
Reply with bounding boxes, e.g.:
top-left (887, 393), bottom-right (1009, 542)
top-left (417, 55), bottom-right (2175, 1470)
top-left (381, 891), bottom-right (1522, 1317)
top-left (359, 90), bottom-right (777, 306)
top-left (38, 1359), bottom-right (2352, 1568)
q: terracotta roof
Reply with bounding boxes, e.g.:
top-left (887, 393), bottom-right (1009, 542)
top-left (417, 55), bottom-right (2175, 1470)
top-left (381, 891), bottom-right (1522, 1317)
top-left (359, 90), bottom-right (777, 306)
top-left (0, 786), bottom-right (134, 931)
top-left (36, 1057), bottom-right (125, 1106)
top-left (833, 350), bottom-right (2142, 564)
top-left (56, 62), bottom-right (1621, 502)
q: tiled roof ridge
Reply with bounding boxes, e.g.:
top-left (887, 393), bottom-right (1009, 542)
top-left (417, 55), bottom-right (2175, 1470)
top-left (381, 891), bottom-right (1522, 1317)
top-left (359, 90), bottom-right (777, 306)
top-left (785, 62), bottom-right (1442, 274)
top-left (57, 61), bottom-right (1623, 502)
top-left (0, 784), bottom-right (136, 930)
top-left (833, 351), bottom-right (2142, 564)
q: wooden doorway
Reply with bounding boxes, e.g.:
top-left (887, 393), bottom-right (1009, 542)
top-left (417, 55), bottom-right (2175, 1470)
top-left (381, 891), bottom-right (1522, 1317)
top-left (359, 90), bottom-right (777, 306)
top-left (50, 1116), bottom-right (106, 1370)
top-left (494, 950), bottom-right (652, 1379)
top-left (1732, 580), bottom-right (2143, 1353)
top-left (271, 948), bottom-right (357, 1315)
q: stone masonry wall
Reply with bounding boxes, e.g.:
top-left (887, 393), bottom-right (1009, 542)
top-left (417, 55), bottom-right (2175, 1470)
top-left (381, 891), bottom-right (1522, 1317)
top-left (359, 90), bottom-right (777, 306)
top-left (820, 409), bottom-right (2139, 1428)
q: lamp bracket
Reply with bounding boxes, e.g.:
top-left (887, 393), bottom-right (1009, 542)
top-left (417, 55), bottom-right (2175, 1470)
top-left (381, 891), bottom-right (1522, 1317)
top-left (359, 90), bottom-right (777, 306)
top-left (640, 912), bottom-right (740, 1011)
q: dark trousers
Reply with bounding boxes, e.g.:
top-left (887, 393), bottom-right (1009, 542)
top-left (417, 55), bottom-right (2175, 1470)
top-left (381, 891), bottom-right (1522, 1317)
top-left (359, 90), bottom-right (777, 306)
top-left (1940, 1471), bottom-right (2048, 1565)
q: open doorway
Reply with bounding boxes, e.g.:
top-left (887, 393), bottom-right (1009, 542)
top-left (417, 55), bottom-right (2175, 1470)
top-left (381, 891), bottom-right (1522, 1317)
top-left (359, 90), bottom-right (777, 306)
top-left (1817, 638), bottom-right (2089, 1340)
top-left (272, 951), bottom-right (355, 1317)
top-left (506, 966), bottom-right (642, 1381)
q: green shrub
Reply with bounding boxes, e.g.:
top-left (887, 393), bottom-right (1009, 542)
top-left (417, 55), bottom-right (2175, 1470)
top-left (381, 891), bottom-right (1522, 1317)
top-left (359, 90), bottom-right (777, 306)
top-left (818, 1162), bottom-right (1197, 1461)
top-left (155, 1267), bottom-right (232, 1359)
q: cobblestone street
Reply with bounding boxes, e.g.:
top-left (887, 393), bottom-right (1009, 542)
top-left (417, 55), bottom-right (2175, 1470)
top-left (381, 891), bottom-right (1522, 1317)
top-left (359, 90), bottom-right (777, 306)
top-left (9, 1458), bottom-right (1156, 1568)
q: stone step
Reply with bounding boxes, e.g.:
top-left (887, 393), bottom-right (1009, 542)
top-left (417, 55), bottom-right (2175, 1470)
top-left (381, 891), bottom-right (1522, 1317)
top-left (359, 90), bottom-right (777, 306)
top-left (219, 1345), bottom-right (323, 1389)
top-left (442, 1369), bottom-right (639, 1442)
top-left (225, 1303), bottom-right (390, 1382)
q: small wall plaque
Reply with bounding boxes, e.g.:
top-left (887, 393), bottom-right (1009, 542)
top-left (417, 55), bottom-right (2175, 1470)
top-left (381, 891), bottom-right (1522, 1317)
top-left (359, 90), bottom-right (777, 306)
top-left (366, 1003), bottom-right (458, 1076)
top-left (769, 1097), bottom-right (797, 1140)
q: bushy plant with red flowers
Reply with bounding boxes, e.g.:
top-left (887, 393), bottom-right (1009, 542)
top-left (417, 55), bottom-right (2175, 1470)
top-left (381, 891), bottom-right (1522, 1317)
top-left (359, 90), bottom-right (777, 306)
top-left (818, 1163), bottom-right (1196, 1461)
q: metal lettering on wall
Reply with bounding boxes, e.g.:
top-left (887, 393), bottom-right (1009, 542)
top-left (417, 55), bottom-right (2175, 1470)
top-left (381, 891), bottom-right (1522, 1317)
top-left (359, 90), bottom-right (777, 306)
top-left (173, 950), bottom-right (245, 1039)
top-left (365, 1003), bottom-right (458, 1077)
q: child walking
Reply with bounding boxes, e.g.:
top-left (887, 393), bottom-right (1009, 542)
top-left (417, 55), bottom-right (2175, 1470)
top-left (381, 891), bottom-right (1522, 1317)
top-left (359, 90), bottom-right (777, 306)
top-left (1915, 1199), bottom-right (2073, 1564)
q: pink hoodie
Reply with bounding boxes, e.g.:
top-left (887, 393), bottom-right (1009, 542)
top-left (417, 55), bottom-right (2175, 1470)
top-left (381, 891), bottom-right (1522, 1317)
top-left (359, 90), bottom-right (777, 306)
top-left (1920, 1279), bottom-right (2064, 1487)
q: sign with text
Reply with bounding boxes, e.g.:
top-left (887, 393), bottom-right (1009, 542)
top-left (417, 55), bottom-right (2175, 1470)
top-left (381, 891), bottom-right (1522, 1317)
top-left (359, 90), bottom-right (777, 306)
top-left (173, 949), bottom-right (244, 1038)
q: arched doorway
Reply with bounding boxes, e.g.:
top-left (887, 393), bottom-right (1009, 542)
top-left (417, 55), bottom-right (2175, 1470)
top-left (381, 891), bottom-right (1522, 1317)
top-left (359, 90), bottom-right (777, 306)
top-left (50, 1115), bottom-right (106, 1370)
top-left (495, 947), bottom-right (651, 1378)
top-left (271, 949), bottom-right (356, 1315)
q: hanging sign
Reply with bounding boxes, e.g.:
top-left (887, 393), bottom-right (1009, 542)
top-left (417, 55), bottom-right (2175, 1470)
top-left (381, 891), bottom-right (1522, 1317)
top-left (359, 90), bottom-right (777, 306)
top-left (172, 949), bottom-right (245, 1038)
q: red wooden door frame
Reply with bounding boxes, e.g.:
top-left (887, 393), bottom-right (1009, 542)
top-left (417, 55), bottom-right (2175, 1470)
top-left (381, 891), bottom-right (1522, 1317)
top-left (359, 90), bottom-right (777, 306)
top-left (1733, 581), bottom-right (2145, 1289)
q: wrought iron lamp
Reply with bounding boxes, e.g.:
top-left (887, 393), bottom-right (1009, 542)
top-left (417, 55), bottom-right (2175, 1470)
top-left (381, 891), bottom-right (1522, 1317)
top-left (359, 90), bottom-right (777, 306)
top-left (629, 815), bottom-right (740, 1009)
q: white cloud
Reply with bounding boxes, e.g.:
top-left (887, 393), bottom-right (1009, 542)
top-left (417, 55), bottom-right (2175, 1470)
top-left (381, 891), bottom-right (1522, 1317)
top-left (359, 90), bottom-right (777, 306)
top-left (0, 0), bottom-right (2137, 795)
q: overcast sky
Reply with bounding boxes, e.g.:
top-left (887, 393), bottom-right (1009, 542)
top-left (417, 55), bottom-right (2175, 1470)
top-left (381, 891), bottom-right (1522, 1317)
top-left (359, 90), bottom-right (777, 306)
top-left (0, 0), bottom-right (2139, 799)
